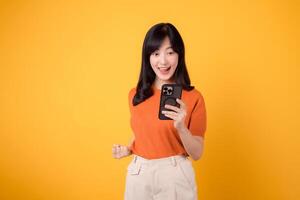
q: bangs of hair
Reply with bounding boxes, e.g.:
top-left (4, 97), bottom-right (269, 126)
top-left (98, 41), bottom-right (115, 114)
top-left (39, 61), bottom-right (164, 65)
top-left (145, 28), bottom-right (169, 56)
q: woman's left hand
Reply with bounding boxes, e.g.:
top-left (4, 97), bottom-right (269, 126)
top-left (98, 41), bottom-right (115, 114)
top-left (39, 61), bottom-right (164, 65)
top-left (162, 98), bottom-right (187, 130)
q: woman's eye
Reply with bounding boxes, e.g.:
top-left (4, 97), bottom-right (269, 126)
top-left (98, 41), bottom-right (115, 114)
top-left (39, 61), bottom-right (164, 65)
top-left (168, 52), bottom-right (174, 55)
top-left (153, 52), bottom-right (159, 56)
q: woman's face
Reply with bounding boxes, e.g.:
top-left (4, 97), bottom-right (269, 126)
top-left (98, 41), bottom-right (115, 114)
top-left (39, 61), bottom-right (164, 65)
top-left (149, 37), bottom-right (179, 82)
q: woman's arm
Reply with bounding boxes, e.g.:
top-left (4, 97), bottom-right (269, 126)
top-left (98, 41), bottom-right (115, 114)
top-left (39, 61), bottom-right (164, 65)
top-left (162, 98), bottom-right (206, 161)
top-left (177, 126), bottom-right (204, 161)
top-left (127, 135), bottom-right (135, 155)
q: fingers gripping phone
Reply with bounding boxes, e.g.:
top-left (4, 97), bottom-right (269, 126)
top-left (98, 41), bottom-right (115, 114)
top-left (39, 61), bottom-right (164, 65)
top-left (158, 84), bottom-right (183, 120)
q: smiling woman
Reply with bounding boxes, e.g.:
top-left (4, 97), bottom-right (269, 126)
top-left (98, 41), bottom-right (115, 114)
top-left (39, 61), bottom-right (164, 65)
top-left (112, 22), bottom-right (207, 200)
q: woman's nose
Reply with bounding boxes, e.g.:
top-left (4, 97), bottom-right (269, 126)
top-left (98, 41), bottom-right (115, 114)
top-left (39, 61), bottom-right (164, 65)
top-left (159, 54), bottom-right (167, 65)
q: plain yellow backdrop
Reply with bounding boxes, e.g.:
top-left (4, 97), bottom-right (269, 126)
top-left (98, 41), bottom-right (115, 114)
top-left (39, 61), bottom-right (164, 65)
top-left (0, 0), bottom-right (299, 199)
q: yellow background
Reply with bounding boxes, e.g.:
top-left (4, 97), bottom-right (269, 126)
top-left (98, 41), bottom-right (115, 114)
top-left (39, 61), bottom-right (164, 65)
top-left (0, 0), bottom-right (299, 199)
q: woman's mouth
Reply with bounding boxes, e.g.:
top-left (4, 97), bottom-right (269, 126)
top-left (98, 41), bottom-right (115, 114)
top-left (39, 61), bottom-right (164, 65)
top-left (158, 67), bottom-right (171, 74)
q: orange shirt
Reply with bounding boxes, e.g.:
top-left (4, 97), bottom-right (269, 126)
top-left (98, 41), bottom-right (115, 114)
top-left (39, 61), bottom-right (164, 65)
top-left (128, 85), bottom-right (207, 159)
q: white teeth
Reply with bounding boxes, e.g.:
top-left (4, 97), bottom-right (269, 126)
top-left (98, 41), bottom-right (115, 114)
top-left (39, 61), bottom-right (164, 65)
top-left (158, 67), bottom-right (171, 74)
top-left (158, 67), bottom-right (171, 70)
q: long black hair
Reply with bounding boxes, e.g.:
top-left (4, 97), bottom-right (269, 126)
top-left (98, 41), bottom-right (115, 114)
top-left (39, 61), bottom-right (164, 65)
top-left (132, 22), bottom-right (194, 106)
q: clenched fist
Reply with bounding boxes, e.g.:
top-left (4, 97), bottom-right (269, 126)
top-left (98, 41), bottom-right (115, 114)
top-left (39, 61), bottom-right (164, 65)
top-left (112, 144), bottom-right (132, 159)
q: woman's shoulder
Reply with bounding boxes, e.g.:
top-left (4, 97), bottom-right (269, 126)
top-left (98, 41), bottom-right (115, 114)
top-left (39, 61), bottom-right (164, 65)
top-left (183, 86), bottom-right (206, 111)
top-left (185, 86), bottom-right (205, 100)
top-left (129, 87), bottom-right (137, 94)
top-left (128, 87), bottom-right (137, 99)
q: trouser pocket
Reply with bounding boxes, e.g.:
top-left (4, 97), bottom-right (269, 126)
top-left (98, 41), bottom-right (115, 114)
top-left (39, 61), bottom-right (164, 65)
top-left (177, 159), bottom-right (196, 190)
top-left (127, 162), bottom-right (141, 175)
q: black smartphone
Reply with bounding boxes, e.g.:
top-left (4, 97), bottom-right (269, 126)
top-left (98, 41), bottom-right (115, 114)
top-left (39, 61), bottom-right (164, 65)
top-left (158, 84), bottom-right (183, 120)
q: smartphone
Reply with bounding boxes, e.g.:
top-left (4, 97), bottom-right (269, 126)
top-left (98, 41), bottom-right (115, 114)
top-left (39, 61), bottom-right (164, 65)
top-left (158, 84), bottom-right (183, 120)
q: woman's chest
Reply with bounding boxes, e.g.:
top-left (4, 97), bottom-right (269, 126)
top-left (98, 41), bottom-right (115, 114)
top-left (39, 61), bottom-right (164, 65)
top-left (130, 93), bottom-right (195, 131)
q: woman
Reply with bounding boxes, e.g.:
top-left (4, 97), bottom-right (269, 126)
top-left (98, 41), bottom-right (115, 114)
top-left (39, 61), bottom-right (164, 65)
top-left (112, 22), bottom-right (207, 200)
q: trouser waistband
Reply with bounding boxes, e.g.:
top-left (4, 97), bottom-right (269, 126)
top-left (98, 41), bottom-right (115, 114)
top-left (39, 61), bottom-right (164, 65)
top-left (132, 154), bottom-right (188, 167)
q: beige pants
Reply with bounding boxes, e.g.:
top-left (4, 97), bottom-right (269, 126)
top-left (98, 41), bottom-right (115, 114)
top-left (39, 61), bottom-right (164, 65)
top-left (124, 154), bottom-right (198, 200)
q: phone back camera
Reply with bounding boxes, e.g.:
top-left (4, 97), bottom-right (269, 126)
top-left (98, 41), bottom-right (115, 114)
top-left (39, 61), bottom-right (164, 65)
top-left (163, 86), bottom-right (173, 96)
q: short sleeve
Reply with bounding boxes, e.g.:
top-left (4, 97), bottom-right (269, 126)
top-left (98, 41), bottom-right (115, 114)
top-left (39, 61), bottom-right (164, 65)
top-left (188, 93), bottom-right (207, 138)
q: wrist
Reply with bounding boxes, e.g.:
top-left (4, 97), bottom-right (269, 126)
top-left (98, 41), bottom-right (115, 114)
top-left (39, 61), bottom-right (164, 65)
top-left (127, 146), bottom-right (132, 155)
top-left (176, 124), bottom-right (188, 134)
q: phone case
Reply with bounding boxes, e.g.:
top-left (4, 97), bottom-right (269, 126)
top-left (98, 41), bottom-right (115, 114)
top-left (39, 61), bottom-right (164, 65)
top-left (158, 84), bottom-right (183, 120)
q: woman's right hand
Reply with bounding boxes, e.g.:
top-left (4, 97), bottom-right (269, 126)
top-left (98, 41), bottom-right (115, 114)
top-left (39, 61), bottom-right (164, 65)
top-left (112, 144), bottom-right (132, 159)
